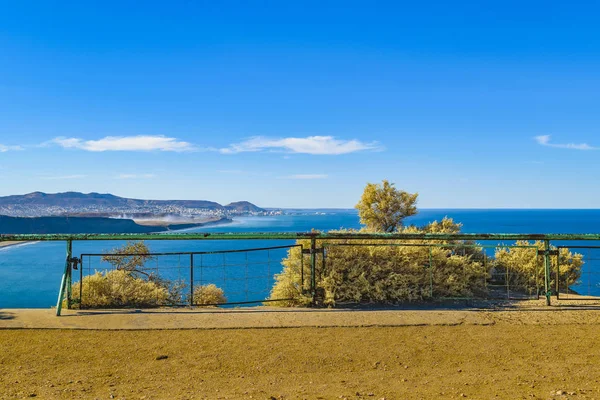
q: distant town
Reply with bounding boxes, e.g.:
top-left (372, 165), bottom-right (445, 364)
top-left (0, 192), bottom-right (282, 219)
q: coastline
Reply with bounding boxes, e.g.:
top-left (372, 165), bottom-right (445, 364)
top-left (164, 216), bottom-right (235, 232)
top-left (133, 216), bottom-right (232, 228)
top-left (0, 241), bottom-right (29, 249)
top-left (0, 215), bottom-right (234, 235)
top-left (160, 216), bottom-right (233, 231)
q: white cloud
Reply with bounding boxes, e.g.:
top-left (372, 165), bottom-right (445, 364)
top-left (40, 174), bottom-right (87, 180)
top-left (116, 173), bottom-right (156, 179)
top-left (0, 144), bottom-right (24, 152)
top-left (217, 169), bottom-right (250, 174)
top-left (535, 135), bottom-right (597, 151)
top-left (282, 174), bottom-right (329, 180)
top-left (220, 136), bottom-right (382, 155)
top-left (50, 135), bottom-right (195, 152)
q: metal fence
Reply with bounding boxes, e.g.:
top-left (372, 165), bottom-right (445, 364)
top-left (320, 243), bottom-right (541, 302)
top-left (3, 232), bottom-right (600, 315)
top-left (76, 244), bottom-right (303, 308)
top-left (556, 246), bottom-right (600, 300)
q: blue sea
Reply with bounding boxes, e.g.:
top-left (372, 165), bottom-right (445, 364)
top-left (2, 209), bottom-right (600, 308)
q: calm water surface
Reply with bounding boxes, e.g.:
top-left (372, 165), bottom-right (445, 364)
top-left (2, 209), bottom-right (600, 308)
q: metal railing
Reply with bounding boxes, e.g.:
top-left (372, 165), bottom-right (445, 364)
top-left (3, 232), bottom-right (600, 315)
top-left (76, 244), bottom-right (304, 309)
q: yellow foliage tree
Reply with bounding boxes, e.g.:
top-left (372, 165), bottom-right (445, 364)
top-left (101, 241), bottom-right (155, 277)
top-left (355, 180), bottom-right (418, 233)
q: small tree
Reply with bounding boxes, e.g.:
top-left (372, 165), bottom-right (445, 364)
top-left (102, 241), bottom-right (155, 277)
top-left (355, 180), bottom-right (418, 233)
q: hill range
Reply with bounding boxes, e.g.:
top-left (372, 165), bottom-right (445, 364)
top-left (0, 192), bottom-right (266, 234)
top-left (0, 192), bottom-right (264, 214)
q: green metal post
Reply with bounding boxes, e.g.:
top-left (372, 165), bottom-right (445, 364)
top-left (544, 240), bottom-right (552, 306)
top-left (300, 246), bottom-right (305, 293)
top-left (556, 251), bottom-right (560, 300)
top-left (190, 253), bottom-right (194, 307)
top-left (55, 240), bottom-right (73, 316)
top-left (506, 261), bottom-right (510, 299)
top-left (310, 237), bottom-right (317, 301)
top-left (66, 240), bottom-right (73, 309)
top-left (428, 246), bottom-right (433, 298)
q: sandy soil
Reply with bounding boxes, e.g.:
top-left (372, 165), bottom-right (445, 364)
top-left (0, 307), bottom-right (494, 330)
top-left (2, 303), bottom-right (600, 399)
top-left (0, 241), bottom-right (24, 249)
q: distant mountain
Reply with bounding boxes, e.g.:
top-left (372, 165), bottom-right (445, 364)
top-left (0, 192), bottom-right (266, 217)
top-left (0, 191), bottom-right (226, 210)
top-left (225, 201), bottom-right (265, 213)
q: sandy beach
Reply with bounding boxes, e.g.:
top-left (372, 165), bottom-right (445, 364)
top-left (0, 241), bottom-right (25, 249)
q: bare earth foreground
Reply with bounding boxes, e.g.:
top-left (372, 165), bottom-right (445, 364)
top-left (2, 301), bottom-right (600, 399)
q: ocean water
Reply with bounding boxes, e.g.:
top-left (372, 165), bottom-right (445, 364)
top-left (2, 209), bottom-right (600, 308)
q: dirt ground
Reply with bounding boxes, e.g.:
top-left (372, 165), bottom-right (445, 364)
top-left (2, 303), bottom-right (600, 399)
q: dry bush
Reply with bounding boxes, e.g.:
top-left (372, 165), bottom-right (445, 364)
top-left (270, 218), bottom-right (488, 307)
top-left (67, 241), bottom-right (230, 309)
top-left (269, 245), bottom-right (313, 307)
top-left (494, 240), bottom-right (583, 294)
top-left (70, 269), bottom-right (169, 308)
top-left (192, 284), bottom-right (227, 306)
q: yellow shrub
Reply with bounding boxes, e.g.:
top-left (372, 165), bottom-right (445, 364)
top-left (269, 219), bottom-right (488, 307)
top-left (269, 245), bottom-right (313, 307)
top-left (192, 284), bottom-right (227, 306)
top-left (494, 241), bottom-right (583, 293)
top-left (70, 269), bottom-right (169, 308)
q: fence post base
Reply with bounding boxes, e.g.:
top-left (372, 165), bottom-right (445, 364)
top-left (55, 239), bottom-right (73, 316)
top-left (544, 240), bottom-right (552, 306)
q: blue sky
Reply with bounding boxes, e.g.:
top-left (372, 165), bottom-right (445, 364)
top-left (1, 0), bottom-right (599, 208)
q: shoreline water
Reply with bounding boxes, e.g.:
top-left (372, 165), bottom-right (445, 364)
top-left (3, 210), bottom-right (600, 309)
top-left (0, 241), bottom-right (39, 250)
top-left (0, 241), bottom-right (25, 249)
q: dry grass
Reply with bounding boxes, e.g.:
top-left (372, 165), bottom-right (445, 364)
top-left (1, 323), bottom-right (600, 399)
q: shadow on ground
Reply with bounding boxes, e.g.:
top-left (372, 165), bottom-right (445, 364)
top-left (60, 297), bottom-right (600, 317)
top-left (60, 299), bottom-right (553, 317)
top-left (0, 311), bottom-right (15, 320)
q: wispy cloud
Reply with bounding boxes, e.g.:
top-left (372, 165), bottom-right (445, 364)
top-left (535, 135), bottom-right (598, 151)
top-left (49, 135), bottom-right (195, 152)
top-left (217, 169), bottom-right (253, 175)
top-left (282, 174), bottom-right (329, 180)
top-left (0, 144), bottom-right (24, 152)
top-left (221, 136), bottom-right (382, 155)
top-left (40, 174), bottom-right (87, 180)
top-left (116, 173), bottom-right (156, 179)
